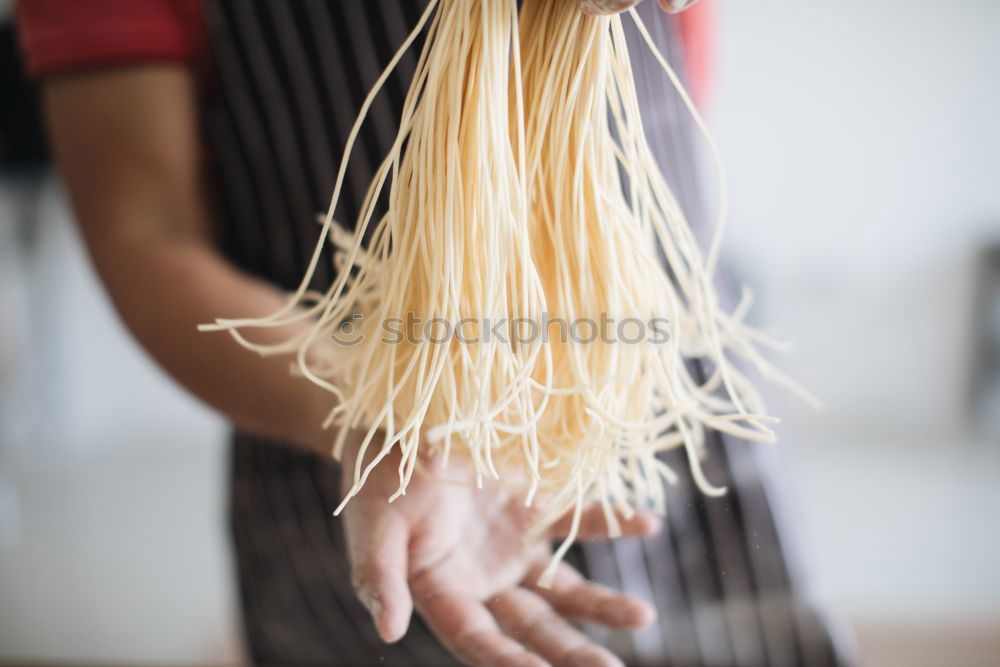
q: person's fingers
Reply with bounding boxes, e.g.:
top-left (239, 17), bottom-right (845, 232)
top-left (487, 588), bottom-right (624, 667)
top-left (547, 507), bottom-right (661, 541)
top-left (415, 588), bottom-right (549, 667)
top-left (578, 0), bottom-right (641, 17)
top-left (579, 0), bottom-right (701, 16)
top-left (525, 562), bottom-right (657, 630)
top-left (656, 0), bottom-right (702, 14)
top-left (347, 513), bottom-right (413, 643)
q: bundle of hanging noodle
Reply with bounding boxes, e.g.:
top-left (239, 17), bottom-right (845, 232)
top-left (200, 0), bottom-right (816, 585)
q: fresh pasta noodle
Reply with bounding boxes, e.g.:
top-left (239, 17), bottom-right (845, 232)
top-left (200, 0), bottom-right (815, 585)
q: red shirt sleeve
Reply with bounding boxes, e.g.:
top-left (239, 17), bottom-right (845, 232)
top-left (676, 0), bottom-right (714, 106)
top-left (16, 0), bottom-right (207, 80)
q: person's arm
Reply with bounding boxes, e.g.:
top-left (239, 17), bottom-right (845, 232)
top-left (43, 66), bottom-right (330, 452)
top-left (43, 64), bottom-right (661, 667)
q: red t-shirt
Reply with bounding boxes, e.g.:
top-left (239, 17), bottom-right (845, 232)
top-left (18, 0), bottom-right (713, 101)
top-left (17, 0), bottom-right (209, 80)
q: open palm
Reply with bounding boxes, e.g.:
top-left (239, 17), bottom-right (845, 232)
top-left (340, 438), bottom-right (660, 667)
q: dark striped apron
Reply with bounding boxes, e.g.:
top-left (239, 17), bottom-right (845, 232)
top-left (201, 1), bottom-right (854, 664)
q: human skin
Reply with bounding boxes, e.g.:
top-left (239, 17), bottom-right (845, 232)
top-left (579, 0), bottom-right (701, 17)
top-left (44, 64), bottom-right (661, 666)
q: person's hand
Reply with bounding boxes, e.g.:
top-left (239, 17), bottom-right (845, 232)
top-left (340, 433), bottom-right (662, 666)
top-left (579, 0), bottom-right (701, 16)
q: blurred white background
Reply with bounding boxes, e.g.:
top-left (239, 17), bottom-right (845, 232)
top-left (1, 0), bottom-right (998, 664)
top-left (711, 0), bottom-right (1000, 663)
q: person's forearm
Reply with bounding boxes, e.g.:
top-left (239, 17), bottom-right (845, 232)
top-left (43, 67), bottom-right (334, 455)
top-left (88, 231), bottom-right (332, 453)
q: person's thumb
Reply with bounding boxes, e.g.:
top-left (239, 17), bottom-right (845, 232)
top-left (348, 514), bottom-right (413, 643)
top-left (579, 0), bottom-right (641, 17)
top-left (657, 0), bottom-right (702, 14)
